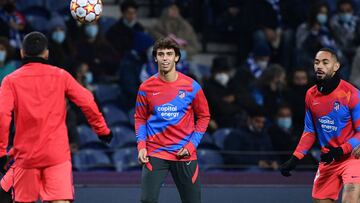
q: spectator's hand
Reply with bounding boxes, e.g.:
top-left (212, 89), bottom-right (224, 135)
top-left (320, 146), bottom-right (343, 165)
top-left (138, 148), bottom-right (149, 164)
top-left (177, 148), bottom-right (190, 159)
top-left (352, 145), bottom-right (360, 159)
top-left (279, 156), bottom-right (299, 177)
top-left (271, 161), bottom-right (279, 170)
top-left (258, 160), bottom-right (271, 169)
top-left (223, 95), bottom-right (235, 103)
top-left (98, 131), bottom-right (113, 144)
top-left (0, 156), bottom-right (8, 174)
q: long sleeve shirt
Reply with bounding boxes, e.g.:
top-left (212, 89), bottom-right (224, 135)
top-left (135, 72), bottom-right (210, 161)
top-left (0, 61), bottom-right (110, 168)
top-left (293, 80), bottom-right (360, 159)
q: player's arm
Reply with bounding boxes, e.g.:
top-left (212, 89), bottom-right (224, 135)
top-left (182, 85), bottom-right (210, 156)
top-left (0, 77), bottom-right (14, 158)
top-left (348, 90), bottom-right (360, 157)
top-left (63, 71), bottom-right (111, 140)
top-left (134, 87), bottom-right (149, 163)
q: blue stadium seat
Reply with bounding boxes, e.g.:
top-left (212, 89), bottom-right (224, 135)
top-left (212, 128), bottom-right (233, 149)
top-left (109, 125), bottom-right (137, 148)
top-left (128, 108), bottom-right (135, 126)
top-left (197, 149), bottom-right (224, 171)
top-left (93, 83), bottom-right (122, 105)
top-left (23, 6), bottom-right (51, 32)
top-left (112, 147), bottom-right (140, 172)
top-left (77, 124), bottom-right (100, 147)
top-left (102, 104), bottom-right (129, 126)
top-left (72, 149), bottom-right (114, 171)
top-left (16, 0), bottom-right (44, 11)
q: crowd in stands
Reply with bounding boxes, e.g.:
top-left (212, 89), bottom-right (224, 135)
top-left (2, 0), bottom-right (360, 172)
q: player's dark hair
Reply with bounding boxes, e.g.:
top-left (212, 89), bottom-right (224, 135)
top-left (22, 31), bottom-right (48, 57)
top-left (247, 105), bottom-right (266, 118)
top-left (152, 37), bottom-right (181, 63)
top-left (120, 0), bottom-right (138, 12)
top-left (318, 47), bottom-right (339, 61)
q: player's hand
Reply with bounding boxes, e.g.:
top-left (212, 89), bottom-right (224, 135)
top-left (98, 131), bottom-right (113, 144)
top-left (279, 155), bottom-right (299, 177)
top-left (352, 145), bottom-right (360, 159)
top-left (0, 156), bottom-right (8, 174)
top-left (176, 148), bottom-right (190, 159)
top-left (320, 146), bottom-right (343, 165)
top-left (138, 148), bottom-right (149, 164)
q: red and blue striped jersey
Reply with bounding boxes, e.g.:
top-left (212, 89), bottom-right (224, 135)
top-left (134, 72), bottom-right (210, 161)
top-left (294, 80), bottom-right (360, 159)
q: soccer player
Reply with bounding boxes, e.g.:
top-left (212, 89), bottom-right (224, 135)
top-left (280, 47), bottom-right (360, 202)
top-left (0, 31), bottom-right (112, 203)
top-left (135, 37), bottom-right (210, 203)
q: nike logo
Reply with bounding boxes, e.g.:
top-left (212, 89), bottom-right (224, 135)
top-left (313, 102), bottom-right (320, 106)
top-left (351, 176), bottom-right (360, 178)
top-left (152, 92), bottom-right (160, 96)
top-left (186, 161), bottom-right (192, 166)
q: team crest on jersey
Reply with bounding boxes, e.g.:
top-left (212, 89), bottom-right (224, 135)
top-left (178, 90), bottom-right (186, 99)
top-left (334, 101), bottom-right (340, 111)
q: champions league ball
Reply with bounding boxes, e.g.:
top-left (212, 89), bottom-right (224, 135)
top-left (70, 0), bottom-right (102, 24)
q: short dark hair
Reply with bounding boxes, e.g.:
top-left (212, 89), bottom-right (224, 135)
top-left (318, 47), bottom-right (339, 62)
top-left (22, 31), bottom-right (48, 57)
top-left (120, 0), bottom-right (138, 12)
top-left (247, 105), bottom-right (266, 118)
top-left (152, 37), bottom-right (181, 63)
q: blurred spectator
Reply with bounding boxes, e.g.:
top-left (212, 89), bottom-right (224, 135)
top-left (330, 0), bottom-right (360, 62)
top-left (350, 47), bottom-right (360, 88)
top-left (287, 68), bottom-right (311, 131)
top-left (106, 0), bottom-right (144, 59)
top-left (118, 31), bottom-right (154, 111)
top-left (75, 22), bottom-right (120, 80)
top-left (75, 62), bottom-right (94, 90)
top-left (149, 3), bottom-right (200, 58)
top-left (267, 104), bottom-right (299, 162)
top-left (203, 56), bottom-right (244, 130)
top-left (295, 2), bottom-right (348, 77)
top-left (0, 36), bottom-right (16, 83)
top-left (250, 64), bottom-right (289, 118)
top-left (224, 105), bottom-right (278, 171)
top-left (47, 15), bottom-right (75, 71)
top-left (0, 0), bottom-right (27, 51)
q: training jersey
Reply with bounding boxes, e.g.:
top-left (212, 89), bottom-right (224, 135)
top-left (135, 72), bottom-right (210, 161)
top-left (0, 61), bottom-right (110, 168)
top-left (294, 80), bottom-right (360, 159)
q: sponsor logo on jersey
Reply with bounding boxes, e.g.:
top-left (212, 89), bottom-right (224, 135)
top-left (318, 116), bottom-right (338, 133)
top-left (157, 103), bottom-right (180, 120)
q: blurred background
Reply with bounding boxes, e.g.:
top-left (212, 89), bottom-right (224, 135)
top-left (2, 0), bottom-right (359, 202)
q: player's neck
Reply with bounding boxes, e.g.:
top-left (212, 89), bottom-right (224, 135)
top-left (316, 72), bottom-right (340, 95)
top-left (159, 69), bottom-right (178, 82)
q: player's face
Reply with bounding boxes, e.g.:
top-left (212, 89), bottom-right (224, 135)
top-left (155, 48), bottom-right (179, 74)
top-left (314, 51), bottom-right (340, 80)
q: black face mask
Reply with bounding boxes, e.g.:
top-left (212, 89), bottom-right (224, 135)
top-left (292, 84), bottom-right (308, 93)
top-left (315, 72), bottom-right (340, 95)
top-left (3, 3), bottom-right (15, 13)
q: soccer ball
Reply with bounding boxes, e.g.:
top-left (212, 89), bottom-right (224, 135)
top-left (70, 0), bottom-right (102, 24)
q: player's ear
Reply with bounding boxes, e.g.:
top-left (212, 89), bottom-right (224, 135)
top-left (334, 61), bottom-right (340, 72)
top-left (154, 57), bottom-right (157, 63)
top-left (20, 49), bottom-right (24, 59)
top-left (175, 55), bottom-right (180, 63)
top-left (43, 49), bottom-right (49, 60)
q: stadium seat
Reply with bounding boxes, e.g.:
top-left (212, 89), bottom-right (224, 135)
top-left (212, 128), bottom-right (233, 149)
top-left (109, 125), bottom-right (137, 148)
top-left (128, 108), bottom-right (135, 126)
top-left (102, 104), bottom-right (129, 126)
top-left (112, 147), bottom-right (140, 172)
top-left (72, 149), bottom-right (115, 171)
top-left (93, 83), bottom-right (122, 105)
top-left (16, 0), bottom-right (44, 11)
top-left (77, 124), bottom-right (101, 147)
top-left (197, 149), bottom-right (224, 171)
top-left (22, 6), bottom-right (51, 32)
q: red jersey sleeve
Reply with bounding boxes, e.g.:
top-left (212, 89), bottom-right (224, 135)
top-left (134, 86), bottom-right (148, 151)
top-left (0, 77), bottom-right (14, 157)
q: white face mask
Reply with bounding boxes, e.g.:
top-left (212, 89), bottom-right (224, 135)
top-left (214, 72), bottom-right (230, 86)
top-left (0, 50), bottom-right (6, 62)
top-left (277, 117), bottom-right (292, 130)
top-left (256, 60), bottom-right (268, 70)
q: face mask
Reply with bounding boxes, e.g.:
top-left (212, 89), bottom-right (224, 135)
top-left (52, 31), bottom-right (66, 44)
top-left (339, 13), bottom-right (352, 23)
top-left (249, 124), bottom-right (263, 134)
top-left (317, 14), bottom-right (327, 24)
top-left (85, 24), bottom-right (99, 39)
top-left (123, 19), bottom-right (136, 27)
top-left (0, 50), bottom-right (6, 62)
top-left (214, 72), bottom-right (230, 86)
top-left (256, 60), bottom-right (268, 70)
top-left (277, 117), bottom-right (292, 130)
top-left (85, 72), bottom-right (93, 84)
